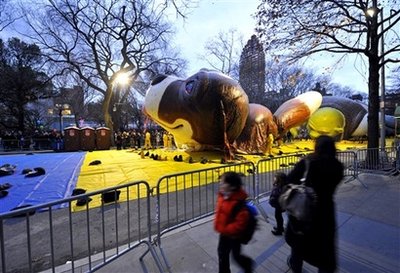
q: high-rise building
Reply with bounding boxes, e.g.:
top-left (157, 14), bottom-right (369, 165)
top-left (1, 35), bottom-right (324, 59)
top-left (239, 35), bottom-right (265, 104)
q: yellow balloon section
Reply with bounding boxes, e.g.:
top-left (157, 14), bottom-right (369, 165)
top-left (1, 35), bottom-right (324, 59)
top-left (307, 107), bottom-right (345, 139)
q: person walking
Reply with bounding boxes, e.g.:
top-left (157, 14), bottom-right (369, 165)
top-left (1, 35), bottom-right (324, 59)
top-left (144, 130), bottom-right (152, 149)
top-left (269, 172), bottom-right (287, 236)
top-left (285, 135), bottom-right (344, 273)
top-left (214, 172), bottom-right (253, 273)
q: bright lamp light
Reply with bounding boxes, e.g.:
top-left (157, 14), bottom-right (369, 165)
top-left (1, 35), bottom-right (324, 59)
top-left (114, 71), bottom-right (130, 86)
top-left (365, 7), bottom-right (380, 18)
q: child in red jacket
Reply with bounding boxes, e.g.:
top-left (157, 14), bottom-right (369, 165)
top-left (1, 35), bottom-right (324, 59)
top-left (214, 172), bottom-right (253, 273)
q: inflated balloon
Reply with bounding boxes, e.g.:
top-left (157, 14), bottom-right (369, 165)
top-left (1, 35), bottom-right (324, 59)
top-left (307, 107), bottom-right (346, 139)
top-left (307, 96), bottom-right (396, 140)
top-left (144, 69), bottom-right (322, 154)
top-left (144, 69), bottom-right (249, 152)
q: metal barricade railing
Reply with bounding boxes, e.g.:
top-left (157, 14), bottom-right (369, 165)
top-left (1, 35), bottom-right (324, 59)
top-left (337, 150), bottom-right (358, 180)
top-left (3, 145), bottom-right (398, 273)
top-left (255, 150), bottom-right (361, 202)
top-left (0, 180), bottom-right (163, 273)
top-left (151, 162), bottom-right (256, 272)
top-left (1, 138), bottom-right (53, 152)
top-left (355, 146), bottom-right (398, 175)
top-left (255, 153), bottom-right (308, 199)
top-left (154, 162), bottom-right (256, 240)
top-left (1, 139), bottom-right (23, 151)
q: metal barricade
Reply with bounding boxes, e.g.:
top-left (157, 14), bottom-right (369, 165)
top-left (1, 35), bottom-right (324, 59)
top-left (255, 153), bottom-right (308, 199)
top-left (154, 162), bottom-right (256, 240)
top-left (255, 150), bottom-right (360, 200)
top-left (4, 145), bottom-right (397, 273)
top-left (151, 162), bottom-right (256, 272)
top-left (337, 150), bottom-right (358, 180)
top-left (356, 146), bottom-right (398, 175)
top-left (0, 138), bottom-right (52, 152)
top-left (1, 139), bottom-right (23, 151)
top-left (0, 181), bottom-right (162, 273)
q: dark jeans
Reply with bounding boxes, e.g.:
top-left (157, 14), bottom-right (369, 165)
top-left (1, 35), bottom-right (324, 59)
top-left (288, 247), bottom-right (303, 273)
top-left (275, 207), bottom-right (284, 231)
top-left (218, 235), bottom-right (253, 273)
top-left (289, 247), bottom-right (334, 273)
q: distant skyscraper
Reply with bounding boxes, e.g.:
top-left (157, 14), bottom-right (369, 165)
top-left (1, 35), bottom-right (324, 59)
top-left (239, 35), bottom-right (265, 104)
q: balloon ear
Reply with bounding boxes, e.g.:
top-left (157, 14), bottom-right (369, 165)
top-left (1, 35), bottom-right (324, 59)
top-left (274, 91), bottom-right (322, 136)
top-left (150, 74), bottom-right (168, 85)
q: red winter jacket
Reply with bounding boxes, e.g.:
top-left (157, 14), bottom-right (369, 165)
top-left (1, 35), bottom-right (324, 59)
top-left (214, 188), bottom-right (249, 238)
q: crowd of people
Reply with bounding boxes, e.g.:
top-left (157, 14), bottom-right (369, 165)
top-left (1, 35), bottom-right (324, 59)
top-left (0, 128), bottom-right (177, 152)
top-left (113, 129), bottom-right (175, 150)
top-left (0, 130), bottom-right (62, 151)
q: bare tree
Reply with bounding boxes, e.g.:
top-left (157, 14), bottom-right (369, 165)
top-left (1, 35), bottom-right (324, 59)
top-left (327, 82), bottom-right (361, 98)
top-left (264, 59), bottom-right (331, 112)
top-left (387, 66), bottom-right (400, 94)
top-left (199, 28), bottom-right (244, 79)
top-left (255, 0), bottom-right (400, 153)
top-left (20, 0), bottom-right (188, 137)
top-left (0, 0), bottom-right (18, 32)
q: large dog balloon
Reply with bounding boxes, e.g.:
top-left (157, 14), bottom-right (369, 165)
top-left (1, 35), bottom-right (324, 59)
top-left (144, 69), bottom-right (322, 154)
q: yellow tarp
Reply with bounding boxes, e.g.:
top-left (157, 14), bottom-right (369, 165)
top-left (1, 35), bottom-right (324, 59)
top-left (72, 149), bottom-right (226, 211)
top-left (72, 139), bottom-right (383, 211)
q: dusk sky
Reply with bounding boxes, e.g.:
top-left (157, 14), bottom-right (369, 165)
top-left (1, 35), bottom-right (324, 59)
top-left (173, 0), bottom-right (371, 94)
top-left (1, 0), bottom-right (377, 94)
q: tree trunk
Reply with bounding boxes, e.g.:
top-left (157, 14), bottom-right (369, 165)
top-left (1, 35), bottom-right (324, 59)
top-left (18, 104), bottom-right (25, 134)
top-left (367, 56), bottom-right (380, 151)
top-left (103, 86), bottom-right (114, 146)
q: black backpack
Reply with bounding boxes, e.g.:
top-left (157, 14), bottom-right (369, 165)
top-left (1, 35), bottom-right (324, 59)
top-left (269, 186), bottom-right (282, 208)
top-left (231, 200), bottom-right (258, 244)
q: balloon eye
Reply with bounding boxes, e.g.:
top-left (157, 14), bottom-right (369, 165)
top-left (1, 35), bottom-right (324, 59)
top-left (185, 81), bottom-right (194, 94)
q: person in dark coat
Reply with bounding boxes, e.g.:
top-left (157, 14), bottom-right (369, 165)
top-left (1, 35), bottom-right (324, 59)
top-left (285, 135), bottom-right (344, 273)
top-left (269, 172), bottom-right (287, 235)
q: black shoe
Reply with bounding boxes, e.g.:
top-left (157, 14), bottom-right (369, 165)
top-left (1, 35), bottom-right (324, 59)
top-left (0, 190), bottom-right (8, 198)
top-left (272, 226), bottom-right (284, 231)
top-left (271, 229), bottom-right (283, 236)
top-left (287, 255), bottom-right (301, 273)
top-left (287, 255), bottom-right (292, 269)
top-left (0, 183), bottom-right (12, 191)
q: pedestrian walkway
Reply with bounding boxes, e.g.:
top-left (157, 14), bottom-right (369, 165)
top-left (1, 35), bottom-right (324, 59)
top-left (86, 173), bottom-right (400, 273)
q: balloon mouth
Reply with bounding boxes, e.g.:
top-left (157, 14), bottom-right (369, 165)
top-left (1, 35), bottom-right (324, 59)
top-left (170, 124), bottom-right (184, 130)
top-left (155, 120), bottom-right (184, 131)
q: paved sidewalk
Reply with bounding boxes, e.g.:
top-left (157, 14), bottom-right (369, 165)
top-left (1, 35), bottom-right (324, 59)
top-left (93, 173), bottom-right (399, 273)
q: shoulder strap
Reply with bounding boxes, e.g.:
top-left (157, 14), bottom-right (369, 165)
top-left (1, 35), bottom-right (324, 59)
top-left (230, 200), bottom-right (246, 220)
top-left (300, 159), bottom-right (310, 184)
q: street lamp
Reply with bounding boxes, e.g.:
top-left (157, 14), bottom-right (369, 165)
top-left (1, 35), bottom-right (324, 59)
top-left (113, 102), bottom-right (126, 112)
top-left (53, 103), bottom-right (71, 132)
top-left (112, 71), bottom-right (131, 130)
